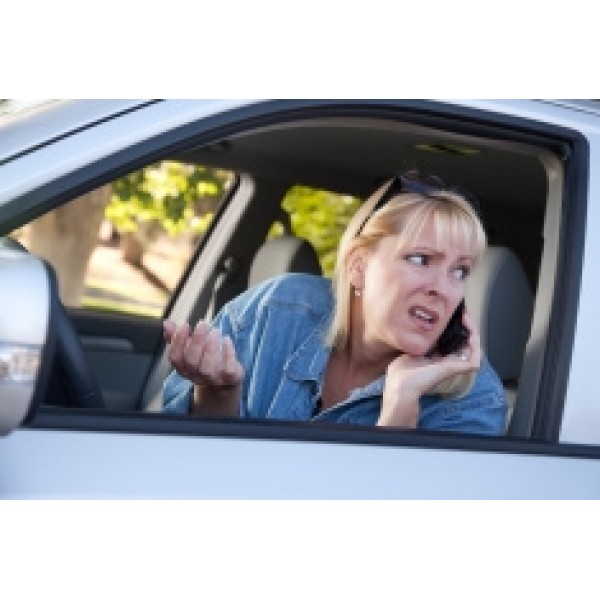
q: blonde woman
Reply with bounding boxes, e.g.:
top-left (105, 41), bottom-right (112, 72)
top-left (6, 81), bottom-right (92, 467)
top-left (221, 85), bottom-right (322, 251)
top-left (162, 172), bottom-right (507, 435)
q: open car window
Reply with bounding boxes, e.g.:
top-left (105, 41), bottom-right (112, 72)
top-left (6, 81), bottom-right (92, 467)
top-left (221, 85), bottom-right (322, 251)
top-left (13, 161), bottom-right (235, 318)
top-left (0, 100), bottom-right (586, 453)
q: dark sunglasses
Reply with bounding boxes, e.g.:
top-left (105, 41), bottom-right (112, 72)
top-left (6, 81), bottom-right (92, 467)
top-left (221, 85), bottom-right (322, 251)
top-left (356, 173), bottom-right (480, 234)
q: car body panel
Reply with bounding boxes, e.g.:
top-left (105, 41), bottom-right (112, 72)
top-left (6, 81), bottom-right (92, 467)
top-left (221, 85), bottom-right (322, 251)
top-left (2, 426), bottom-right (600, 499)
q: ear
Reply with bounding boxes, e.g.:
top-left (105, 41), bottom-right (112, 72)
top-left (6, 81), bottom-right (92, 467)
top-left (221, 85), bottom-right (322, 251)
top-left (346, 246), bottom-right (368, 290)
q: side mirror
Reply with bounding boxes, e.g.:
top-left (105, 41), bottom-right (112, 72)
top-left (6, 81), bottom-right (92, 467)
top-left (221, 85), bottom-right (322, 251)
top-left (0, 245), bottom-right (55, 435)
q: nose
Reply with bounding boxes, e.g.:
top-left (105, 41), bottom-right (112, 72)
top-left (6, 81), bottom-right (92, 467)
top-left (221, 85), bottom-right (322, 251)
top-left (426, 266), bottom-right (453, 299)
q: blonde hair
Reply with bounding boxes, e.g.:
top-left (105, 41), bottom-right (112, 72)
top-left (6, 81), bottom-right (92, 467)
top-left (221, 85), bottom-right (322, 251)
top-left (326, 177), bottom-right (487, 398)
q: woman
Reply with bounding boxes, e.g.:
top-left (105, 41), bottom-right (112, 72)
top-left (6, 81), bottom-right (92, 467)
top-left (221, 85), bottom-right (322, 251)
top-left (162, 172), bottom-right (507, 435)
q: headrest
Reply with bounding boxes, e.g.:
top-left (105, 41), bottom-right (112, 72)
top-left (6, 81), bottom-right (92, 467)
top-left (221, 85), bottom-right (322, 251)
top-left (248, 235), bottom-right (322, 287)
top-left (465, 246), bottom-right (533, 382)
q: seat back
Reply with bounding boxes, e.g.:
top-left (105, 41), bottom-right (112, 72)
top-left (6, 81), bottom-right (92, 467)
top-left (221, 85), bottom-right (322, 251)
top-left (465, 246), bottom-right (534, 421)
top-left (248, 234), bottom-right (322, 287)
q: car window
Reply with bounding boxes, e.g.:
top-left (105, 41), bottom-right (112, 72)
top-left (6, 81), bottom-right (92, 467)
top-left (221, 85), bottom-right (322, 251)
top-left (1, 99), bottom-right (585, 451)
top-left (269, 185), bottom-right (362, 277)
top-left (13, 161), bottom-right (235, 317)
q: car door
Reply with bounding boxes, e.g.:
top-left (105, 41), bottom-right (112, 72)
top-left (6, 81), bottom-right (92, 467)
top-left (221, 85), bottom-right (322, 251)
top-left (2, 98), bottom-right (600, 498)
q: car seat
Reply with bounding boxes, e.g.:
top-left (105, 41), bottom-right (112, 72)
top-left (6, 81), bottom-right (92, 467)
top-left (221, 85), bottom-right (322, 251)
top-left (465, 246), bottom-right (534, 426)
top-left (247, 234), bottom-right (322, 287)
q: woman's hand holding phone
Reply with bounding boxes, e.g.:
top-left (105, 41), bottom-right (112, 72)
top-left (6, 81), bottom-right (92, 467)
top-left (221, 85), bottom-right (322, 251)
top-left (377, 308), bottom-right (482, 428)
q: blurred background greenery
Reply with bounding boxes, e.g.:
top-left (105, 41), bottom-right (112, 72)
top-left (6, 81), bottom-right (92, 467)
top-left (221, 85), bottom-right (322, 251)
top-left (107, 161), bottom-right (361, 277)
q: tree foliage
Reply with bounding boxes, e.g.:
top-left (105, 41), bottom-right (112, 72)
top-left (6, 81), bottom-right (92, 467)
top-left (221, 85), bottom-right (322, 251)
top-left (275, 186), bottom-right (361, 276)
top-left (106, 161), bottom-right (234, 237)
top-left (106, 160), bottom-right (362, 277)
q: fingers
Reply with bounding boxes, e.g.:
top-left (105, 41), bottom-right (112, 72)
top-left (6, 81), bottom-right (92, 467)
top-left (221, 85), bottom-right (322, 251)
top-left (462, 306), bottom-right (476, 329)
top-left (387, 343), bottom-right (480, 400)
top-left (168, 322), bottom-right (191, 372)
top-left (165, 320), bottom-right (243, 387)
top-left (459, 308), bottom-right (482, 368)
top-left (222, 336), bottom-right (244, 385)
top-left (163, 319), bottom-right (176, 343)
top-left (196, 327), bottom-right (222, 380)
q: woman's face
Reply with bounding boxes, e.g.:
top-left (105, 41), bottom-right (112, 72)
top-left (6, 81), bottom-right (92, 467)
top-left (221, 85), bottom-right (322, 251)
top-left (358, 217), bottom-right (476, 357)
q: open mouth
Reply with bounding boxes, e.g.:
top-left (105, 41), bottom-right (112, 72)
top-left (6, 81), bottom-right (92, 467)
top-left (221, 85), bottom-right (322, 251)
top-left (409, 306), bottom-right (439, 330)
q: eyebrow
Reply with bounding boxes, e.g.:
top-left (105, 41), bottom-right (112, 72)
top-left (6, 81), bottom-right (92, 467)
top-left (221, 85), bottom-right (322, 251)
top-left (405, 246), bottom-right (475, 262)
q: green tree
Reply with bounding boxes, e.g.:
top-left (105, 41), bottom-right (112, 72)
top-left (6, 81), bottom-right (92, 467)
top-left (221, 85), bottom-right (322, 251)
top-left (106, 161), bottom-right (234, 265)
top-left (107, 161), bottom-right (233, 236)
top-left (274, 186), bottom-right (362, 276)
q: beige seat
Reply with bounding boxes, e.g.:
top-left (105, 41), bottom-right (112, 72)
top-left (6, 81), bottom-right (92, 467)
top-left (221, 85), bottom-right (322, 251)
top-left (465, 246), bottom-right (534, 424)
top-left (247, 234), bottom-right (322, 286)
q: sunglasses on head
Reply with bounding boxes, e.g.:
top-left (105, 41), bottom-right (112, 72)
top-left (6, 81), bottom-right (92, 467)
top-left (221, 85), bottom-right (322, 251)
top-left (356, 172), bottom-right (480, 234)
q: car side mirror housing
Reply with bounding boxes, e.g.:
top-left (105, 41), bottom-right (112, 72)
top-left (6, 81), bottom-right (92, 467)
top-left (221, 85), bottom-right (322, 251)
top-left (0, 244), bottom-right (56, 435)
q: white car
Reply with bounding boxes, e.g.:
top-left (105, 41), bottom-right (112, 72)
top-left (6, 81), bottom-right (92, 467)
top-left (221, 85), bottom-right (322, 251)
top-left (1, 98), bottom-right (599, 498)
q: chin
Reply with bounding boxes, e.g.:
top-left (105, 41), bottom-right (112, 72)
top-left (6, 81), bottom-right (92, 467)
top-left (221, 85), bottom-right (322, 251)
top-left (395, 337), bottom-right (434, 357)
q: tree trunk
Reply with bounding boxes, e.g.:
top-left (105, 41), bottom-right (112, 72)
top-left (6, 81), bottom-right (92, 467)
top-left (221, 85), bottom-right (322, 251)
top-left (23, 185), bottom-right (112, 306)
top-left (120, 231), bottom-right (145, 267)
top-left (119, 220), bottom-right (162, 267)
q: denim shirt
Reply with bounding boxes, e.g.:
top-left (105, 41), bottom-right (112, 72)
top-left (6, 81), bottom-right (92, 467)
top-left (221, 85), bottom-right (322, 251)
top-left (163, 273), bottom-right (507, 435)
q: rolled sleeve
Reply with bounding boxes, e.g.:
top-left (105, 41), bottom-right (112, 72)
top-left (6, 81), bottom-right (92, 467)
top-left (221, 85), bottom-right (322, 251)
top-left (418, 359), bottom-right (508, 436)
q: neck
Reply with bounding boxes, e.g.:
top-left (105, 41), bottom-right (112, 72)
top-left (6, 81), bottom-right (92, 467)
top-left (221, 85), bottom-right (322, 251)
top-left (344, 334), bottom-right (398, 376)
top-left (338, 305), bottom-right (399, 380)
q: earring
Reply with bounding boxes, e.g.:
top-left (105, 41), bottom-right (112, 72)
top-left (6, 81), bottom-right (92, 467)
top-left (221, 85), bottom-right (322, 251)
top-left (354, 288), bottom-right (362, 297)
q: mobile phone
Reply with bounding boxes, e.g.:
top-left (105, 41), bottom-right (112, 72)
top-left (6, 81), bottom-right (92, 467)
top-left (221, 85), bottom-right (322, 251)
top-left (431, 299), bottom-right (469, 356)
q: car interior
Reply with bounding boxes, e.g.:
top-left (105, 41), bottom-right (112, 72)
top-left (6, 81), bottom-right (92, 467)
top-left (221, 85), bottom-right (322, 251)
top-left (138, 114), bottom-right (557, 436)
top-left (30, 108), bottom-right (566, 440)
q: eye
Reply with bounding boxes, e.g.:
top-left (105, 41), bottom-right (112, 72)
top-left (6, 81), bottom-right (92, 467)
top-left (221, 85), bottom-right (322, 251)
top-left (405, 253), bottom-right (429, 266)
top-left (452, 265), bottom-right (471, 280)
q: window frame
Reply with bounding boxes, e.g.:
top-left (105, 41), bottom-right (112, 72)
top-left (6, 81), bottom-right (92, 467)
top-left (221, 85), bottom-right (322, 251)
top-left (11, 99), bottom-right (587, 454)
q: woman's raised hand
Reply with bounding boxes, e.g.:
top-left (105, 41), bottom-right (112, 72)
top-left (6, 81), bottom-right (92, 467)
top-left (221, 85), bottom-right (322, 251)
top-left (163, 319), bottom-right (244, 389)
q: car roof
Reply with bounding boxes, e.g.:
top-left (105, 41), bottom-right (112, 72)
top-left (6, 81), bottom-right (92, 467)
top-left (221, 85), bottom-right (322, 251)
top-left (539, 99), bottom-right (600, 116)
top-left (0, 100), bottom-right (157, 164)
top-left (0, 98), bottom-right (589, 215)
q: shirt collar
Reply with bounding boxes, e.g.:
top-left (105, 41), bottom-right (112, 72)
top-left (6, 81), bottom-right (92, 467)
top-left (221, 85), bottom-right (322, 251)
top-left (284, 317), bottom-right (386, 400)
